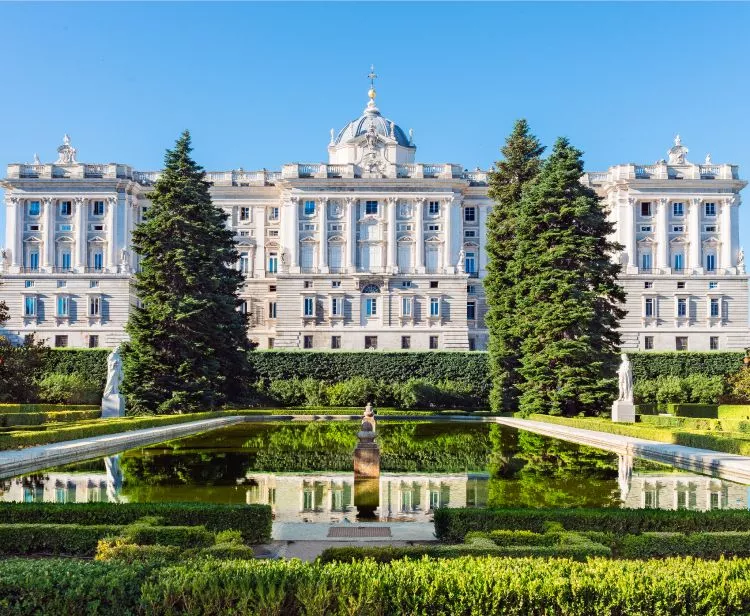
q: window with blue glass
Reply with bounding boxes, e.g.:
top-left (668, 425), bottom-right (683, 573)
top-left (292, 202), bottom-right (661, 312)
top-left (641, 253), bottom-right (652, 271)
top-left (60, 201), bottom-right (72, 216)
top-left (28, 201), bottom-right (40, 216)
top-left (93, 200), bottom-right (105, 216)
top-left (705, 202), bottom-right (717, 217)
top-left (467, 301), bottom-right (476, 320)
top-left (24, 296), bottom-right (36, 317)
top-left (267, 252), bottom-right (278, 274)
top-left (93, 252), bottom-right (103, 271)
top-left (465, 252), bottom-right (476, 274)
top-left (710, 298), bottom-right (720, 318)
top-left (428, 201), bottom-right (440, 215)
top-left (677, 298), bottom-right (687, 318)
top-left (303, 296), bottom-right (315, 317)
top-left (706, 254), bottom-right (716, 271)
top-left (644, 298), bottom-right (654, 318)
top-left (430, 297), bottom-right (440, 317)
top-left (674, 254), bottom-right (683, 271)
top-left (61, 251), bottom-right (71, 270)
top-left (29, 251), bottom-right (39, 271)
top-left (304, 200), bottom-right (315, 216)
top-left (673, 202), bottom-right (684, 217)
top-left (464, 206), bottom-right (476, 222)
top-left (57, 296), bottom-right (69, 317)
top-left (365, 297), bottom-right (377, 317)
top-left (365, 200), bottom-right (378, 215)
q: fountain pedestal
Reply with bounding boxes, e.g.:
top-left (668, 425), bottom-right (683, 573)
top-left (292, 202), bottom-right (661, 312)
top-left (354, 403), bottom-right (380, 479)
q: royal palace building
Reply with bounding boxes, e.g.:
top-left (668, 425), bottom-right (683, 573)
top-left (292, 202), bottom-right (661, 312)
top-left (1, 83), bottom-right (748, 351)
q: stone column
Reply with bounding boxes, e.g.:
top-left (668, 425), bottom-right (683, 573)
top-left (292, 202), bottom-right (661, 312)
top-left (688, 197), bottom-right (702, 273)
top-left (6, 196), bottom-right (23, 271)
top-left (254, 207), bottom-right (266, 278)
top-left (656, 198), bottom-right (669, 272)
top-left (625, 196), bottom-right (637, 273)
top-left (74, 197), bottom-right (86, 271)
top-left (386, 197), bottom-right (397, 273)
top-left (288, 196), bottom-right (299, 272)
top-left (720, 197), bottom-right (733, 271)
top-left (106, 196), bottom-right (118, 272)
top-left (347, 197), bottom-right (357, 272)
top-left (318, 197), bottom-right (328, 273)
top-left (443, 195), bottom-right (453, 273)
top-left (479, 205), bottom-right (488, 275)
top-left (42, 197), bottom-right (54, 271)
top-left (415, 198), bottom-right (425, 273)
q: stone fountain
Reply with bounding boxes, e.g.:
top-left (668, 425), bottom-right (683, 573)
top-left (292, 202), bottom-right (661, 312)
top-left (354, 402), bottom-right (380, 519)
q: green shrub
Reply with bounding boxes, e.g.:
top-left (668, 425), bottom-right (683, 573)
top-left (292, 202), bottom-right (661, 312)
top-left (268, 378), bottom-right (306, 406)
top-left (0, 409), bottom-right (101, 427)
top-left (656, 375), bottom-right (690, 404)
top-left (668, 403), bottom-right (719, 418)
top-left (685, 374), bottom-right (725, 404)
top-left (199, 543), bottom-right (255, 560)
top-left (0, 523), bottom-right (120, 556)
top-left (619, 531), bottom-right (750, 559)
top-left (0, 558), bottom-right (147, 615)
top-left (95, 540), bottom-right (184, 564)
top-left (0, 502), bottom-right (272, 544)
top-left (433, 507), bottom-right (750, 542)
top-left (0, 403), bottom-right (99, 414)
top-left (325, 376), bottom-right (383, 407)
top-left (37, 372), bottom-right (102, 404)
top-left (630, 351), bottom-right (744, 380)
top-left (719, 405), bottom-right (750, 420)
top-left (634, 379), bottom-right (659, 404)
top-left (42, 348), bottom-right (108, 386)
top-left (121, 523), bottom-right (215, 548)
top-left (724, 368), bottom-right (750, 403)
top-left (140, 557), bottom-right (750, 615)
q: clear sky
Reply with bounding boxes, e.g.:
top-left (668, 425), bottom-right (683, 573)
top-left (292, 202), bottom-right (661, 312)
top-left (1, 1), bottom-right (749, 242)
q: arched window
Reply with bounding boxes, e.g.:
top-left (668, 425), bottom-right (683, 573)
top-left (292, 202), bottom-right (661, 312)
top-left (362, 284), bottom-right (380, 294)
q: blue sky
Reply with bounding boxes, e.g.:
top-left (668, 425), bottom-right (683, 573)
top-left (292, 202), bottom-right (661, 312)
top-left (1, 1), bottom-right (749, 241)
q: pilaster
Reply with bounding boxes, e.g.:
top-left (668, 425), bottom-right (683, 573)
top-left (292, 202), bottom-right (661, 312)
top-left (443, 195), bottom-right (454, 273)
top-left (42, 197), bottom-right (54, 271)
top-left (74, 197), bottom-right (86, 271)
top-left (288, 196), bottom-right (300, 273)
top-left (478, 204), bottom-right (488, 275)
top-left (254, 207), bottom-right (266, 278)
top-left (347, 197), bottom-right (357, 272)
top-left (415, 197), bottom-right (425, 273)
top-left (720, 197), bottom-right (733, 272)
top-left (656, 197), bottom-right (669, 272)
top-left (688, 197), bottom-right (702, 273)
top-left (318, 197), bottom-right (328, 273)
top-left (106, 195), bottom-right (118, 272)
top-left (386, 196), bottom-right (397, 273)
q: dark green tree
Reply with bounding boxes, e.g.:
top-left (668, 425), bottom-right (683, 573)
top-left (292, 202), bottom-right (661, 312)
top-left (485, 120), bottom-right (545, 413)
top-left (513, 138), bottom-right (625, 416)
top-left (123, 131), bottom-right (252, 414)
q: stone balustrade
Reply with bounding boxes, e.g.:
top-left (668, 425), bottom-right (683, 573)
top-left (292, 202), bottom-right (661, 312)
top-left (584, 163), bottom-right (739, 184)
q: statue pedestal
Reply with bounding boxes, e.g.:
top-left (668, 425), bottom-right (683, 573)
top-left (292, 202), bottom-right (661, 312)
top-left (101, 394), bottom-right (125, 418)
top-left (611, 400), bottom-right (635, 423)
top-left (354, 437), bottom-right (380, 479)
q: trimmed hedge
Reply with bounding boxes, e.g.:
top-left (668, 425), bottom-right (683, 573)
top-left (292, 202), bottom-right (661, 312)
top-left (0, 502), bottom-right (272, 544)
top-left (630, 351), bottom-right (744, 381)
top-left (0, 403), bottom-right (98, 415)
top-left (719, 405), bottom-right (750, 420)
top-left (668, 404), bottom-right (719, 418)
top-left (42, 348), bottom-right (109, 384)
top-left (433, 507), bottom-right (750, 542)
top-left (619, 531), bottom-right (750, 559)
top-left (0, 409), bottom-right (101, 427)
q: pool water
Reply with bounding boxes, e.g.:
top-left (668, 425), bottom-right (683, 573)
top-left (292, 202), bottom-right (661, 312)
top-left (1, 421), bottom-right (746, 521)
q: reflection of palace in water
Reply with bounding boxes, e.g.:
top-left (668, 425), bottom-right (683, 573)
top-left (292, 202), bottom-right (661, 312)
top-left (243, 472), bottom-right (490, 522)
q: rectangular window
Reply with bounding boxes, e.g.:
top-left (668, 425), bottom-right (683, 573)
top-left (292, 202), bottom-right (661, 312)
top-left (430, 297), bottom-right (440, 317)
top-left (469, 337), bottom-right (476, 351)
top-left (267, 252), bottom-right (278, 274)
top-left (88, 335), bottom-right (99, 348)
top-left (364, 336), bottom-right (378, 350)
top-left (427, 224), bottom-right (440, 231)
top-left (25, 280), bottom-right (34, 288)
top-left (645, 298), bottom-right (654, 317)
top-left (672, 225), bottom-right (685, 233)
top-left (239, 252), bottom-right (250, 273)
top-left (401, 335), bottom-right (411, 350)
top-left (89, 296), bottom-right (101, 317)
top-left (640, 225), bottom-right (652, 232)
top-left (303, 297), bottom-right (315, 317)
top-left (57, 296), bottom-right (69, 317)
top-left (464, 230), bottom-right (477, 238)
top-left (28, 201), bottom-right (40, 216)
top-left (706, 254), bottom-right (716, 272)
top-left (677, 298), bottom-right (687, 317)
top-left (59, 201), bottom-right (72, 216)
top-left (464, 206), bottom-right (476, 222)
top-left (303, 280), bottom-right (313, 289)
top-left (331, 336), bottom-right (341, 349)
top-left (401, 296), bottom-right (412, 317)
top-left (365, 200), bottom-right (378, 215)
top-left (240, 207), bottom-right (251, 221)
top-left (268, 207), bottom-right (279, 221)
top-left (90, 280), bottom-right (99, 288)
top-left (365, 297), bottom-right (377, 317)
top-left (93, 201), bottom-right (105, 216)
top-left (54, 335), bottom-right (68, 348)
top-left (331, 297), bottom-right (342, 316)
top-left (240, 301), bottom-right (248, 315)
top-left (676, 337), bottom-right (688, 351)
top-left (269, 285), bottom-right (277, 293)
top-left (428, 201), bottom-right (440, 215)
top-left (710, 298), bottom-right (720, 318)
top-left (429, 335), bottom-right (439, 350)
top-left (644, 281), bottom-right (653, 289)
top-left (29, 252), bottom-right (39, 271)
top-left (705, 225), bottom-right (717, 233)
top-left (331, 280), bottom-right (341, 288)
top-left (641, 253), bottom-right (652, 271)
top-left (303, 335), bottom-right (313, 349)
top-left (709, 281), bottom-right (718, 289)
top-left (467, 285), bottom-right (476, 294)
top-left (268, 338), bottom-right (275, 349)
top-left (24, 296), bottom-right (36, 317)
top-left (673, 202), bottom-right (684, 217)
top-left (465, 252), bottom-right (476, 275)
top-left (304, 200), bottom-right (315, 216)
top-left (644, 336), bottom-right (654, 350)
top-left (467, 301), bottom-right (476, 321)
top-left (59, 224), bottom-right (72, 232)
top-left (674, 254), bottom-right (683, 271)
top-left (705, 202), bottom-right (717, 217)
top-left (641, 202), bottom-right (652, 217)
top-left (677, 281), bottom-right (685, 289)
top-left (430, 281), bottom-right (439, 289)
top-left (93, 252), bottom-right (103, 271)
top-left (710, 336), bottom-right (719, 350)
top-left (401, 280), bottom-right (412, 288)
top-left (268, 301), bottom-right (277, 319)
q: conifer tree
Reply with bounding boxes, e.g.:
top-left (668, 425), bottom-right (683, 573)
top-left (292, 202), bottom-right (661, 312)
top-left (513, 138), bottom-right (625, 417)
top-left (123, 131), bottom-right (252, 414)
top-left (485, 120), bottom-right (544, 413)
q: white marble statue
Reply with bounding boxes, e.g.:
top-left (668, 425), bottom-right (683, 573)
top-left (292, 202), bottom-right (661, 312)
top-left (456, 248), bottom-right (465, 269)
top-left (103, 345), bottom-right (123, 398)
top-left (617, 353), bottom-right (633, 402)
top-left (739, 247), bottom-right (745, 273)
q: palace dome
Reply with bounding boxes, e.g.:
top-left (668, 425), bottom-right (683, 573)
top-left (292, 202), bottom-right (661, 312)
top-left (333, 92), bottom-right (412, 147)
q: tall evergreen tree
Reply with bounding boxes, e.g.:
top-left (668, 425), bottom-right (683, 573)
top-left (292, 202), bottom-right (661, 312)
top-left (485, 120), bottom-right (545, 413)
top-left (512, 138), bottom-right (625, 417)
top-left (123, 131), bottom-right (252, 414)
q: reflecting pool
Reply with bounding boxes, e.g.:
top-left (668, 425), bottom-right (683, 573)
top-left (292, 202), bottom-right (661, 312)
top-left (1, 421), bottom-right (747, 521)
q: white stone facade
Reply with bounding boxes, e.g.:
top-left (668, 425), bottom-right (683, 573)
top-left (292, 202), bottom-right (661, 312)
top-left (1, 94), bottom-right (747, 351)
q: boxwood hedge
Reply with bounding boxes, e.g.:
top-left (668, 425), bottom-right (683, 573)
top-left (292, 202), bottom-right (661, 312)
top-left (630, 351), bottom-right (744, 381)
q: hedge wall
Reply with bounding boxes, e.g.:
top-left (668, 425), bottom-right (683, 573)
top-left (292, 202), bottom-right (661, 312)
top-left (42, 348), bottom-right (109, 385)
top-left (629, 352), bottom-right (745, 381)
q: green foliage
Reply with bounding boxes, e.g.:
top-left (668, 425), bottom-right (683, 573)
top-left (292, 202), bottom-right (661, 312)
top-left (123, 131), bottom-right (252, 415)
top-left (656, 375), bottom-right (691, 404)
top-left (618, 531), bottom-right (750, 559)
top-left (0, 334), bottom-right (48, 403)
top-left (726, 368), bottom-right (750, 404)
top-left (0, 403), bottom-right (98, 414)
top-left (433, 506), bottom-right (750, 542)
top-left (512, 139), bottom-right (625, 417)
top-left (120, 523), bottom-right (215, 548)
top-left (0, 409), bottom-right (100, 427)
top-left (668, 404), bottom-right (719, 418)
top-left (42, 348), bottom-right (108, 389)
top-left (0, 502), bottom-right (271, 544)
top-left (719, 405), bottom-right (750, 420)
top-left (37, 371), bottom-right (102, 404)
top-left (95, 540), bottom-right (184, 565)
top-left (0, 523), bottom-right (121, 556)
top-left (630, 352), bottom-right (745, 380)
top-left (486, 119), bottom-right (545, 414)
top-left (636, 375), bottom-right (725, 406)
top-left (324, 376), bottom-right (381, 407)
